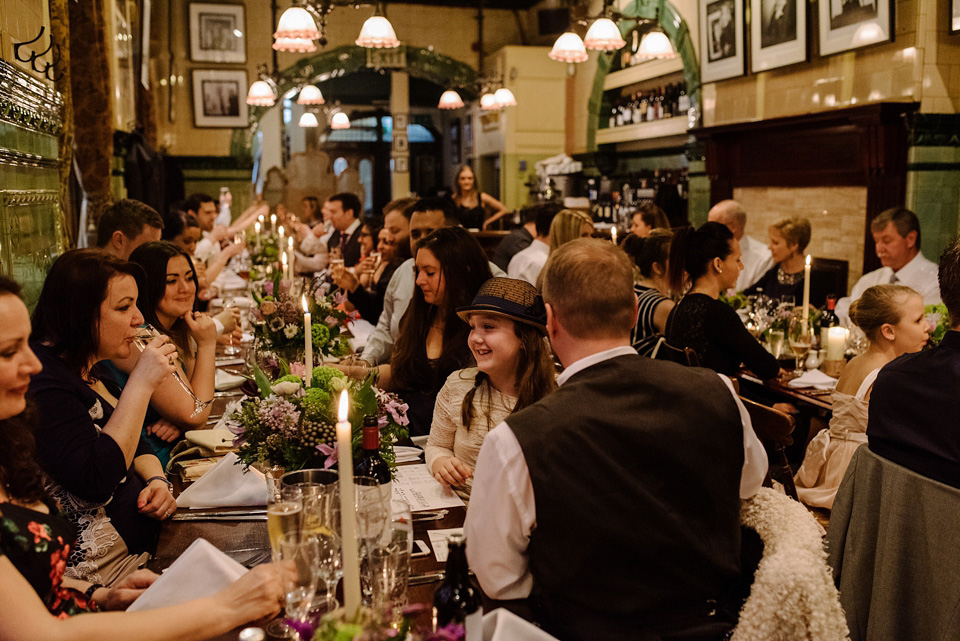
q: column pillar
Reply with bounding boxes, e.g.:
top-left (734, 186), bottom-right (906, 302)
top-left (390, 71), bottom-right (410, 199)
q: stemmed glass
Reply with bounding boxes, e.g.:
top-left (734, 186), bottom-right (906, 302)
top-left (788, 315), bottom-right (814, 377)
top-left (315, 531), bottom-right (344, 603)
top-left (222, 293), bottom-right (241, 356)
top-left (265, 485), bottom-right (303, 638)
top-left (133, 324), bottom-right (211, 416)
top-left (277, 533), bottom-right (321, 639)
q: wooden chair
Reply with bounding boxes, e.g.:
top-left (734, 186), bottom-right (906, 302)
top-left (650, 337), bottom-right (700, 367)
top-left (739, 396), bottom-right (799, 501)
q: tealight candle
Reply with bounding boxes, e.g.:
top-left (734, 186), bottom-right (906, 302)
top-left (335, 390), bottom-right (361, 616)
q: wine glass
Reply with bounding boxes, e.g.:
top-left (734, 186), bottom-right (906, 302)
top-left (767, 329), bottom-right (786, 359)
top-left (278, 533), bottom-right (321, 637)
top-left (133, 325), bottom-right (211, 417)
top-left (315, 530), bottom-right (343, 603)
top-left (265, 486), bottom-right (304, 638)
top-left (222, 294), bottom-right (241, 356)
top-left (788, 316), bottom-right (814, 377)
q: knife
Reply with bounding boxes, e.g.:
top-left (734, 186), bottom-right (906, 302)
top-left (408, 571), bottom-right (445, 586)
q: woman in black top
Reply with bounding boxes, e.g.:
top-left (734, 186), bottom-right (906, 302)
top-left (334, 225), bottom-right (404, 323)
top-left (665, 223), bottom-right (783, 380)
top-left (453, 165), bottom-right (510, 230)
top-left (744, 216), bottom-right (831, 307)
top-left (377, 227), bottom-right (492, 436)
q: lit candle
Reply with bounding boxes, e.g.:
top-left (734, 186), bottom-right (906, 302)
top-left (258, 213), bottom-right (265, 228)
top-left (826, 326), bottom-right (846, 361)
top-left (254, 221), bottom-right (261, 245)
top-left (281, 251), bottom-right (289, 281)
top-left (278, 225), bottom-right (285, 248)
top-left (801, 254), bottom-right (811, 333)
top-left (611, 226), bottom-right (618, 245)
top-left (287, 237), bottom-right (295, 276)
top-left (270, 213), bottom-right (277, 231)
top-left (302, 294), bottom-right (312, 385)
top-left (335, 390), bottom-right (361, 616)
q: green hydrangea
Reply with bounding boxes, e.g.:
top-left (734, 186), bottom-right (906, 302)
top-left (311, 323), bottom-right (331, 347)
top-left (301, 387), bottom-right (333, 421)
top-left (311, 365), bottom-right (345, 389)
top-left (275, 374), bottom-right (302, 385)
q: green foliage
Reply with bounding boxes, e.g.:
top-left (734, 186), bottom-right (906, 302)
top-left (926, 303), bottom-right (949, 345)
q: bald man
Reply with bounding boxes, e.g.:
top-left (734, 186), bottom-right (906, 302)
top-left (708, 200), bottom-right (773, 291)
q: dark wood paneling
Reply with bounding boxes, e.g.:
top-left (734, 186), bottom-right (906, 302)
top-left (693, 103), bottom-right (918, 275)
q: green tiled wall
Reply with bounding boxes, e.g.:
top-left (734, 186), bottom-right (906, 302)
top-left (906, 145), bottom-right (960, 264)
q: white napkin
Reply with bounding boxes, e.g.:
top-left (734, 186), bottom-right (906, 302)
top-left (215, 369), bottom-right (246, 391)
top-left (127, 538), bottom-right (246, 612)
top-left (185, 428), bottom-right (236, 454)
top-left (483, 608), bottom-right (560, 641)
top-left (347, 318), bottom-right (375, 351)
top-left (393, 445), bottom-right (422, 464)
top-left (787, 369), bottom-right (838, 390)
top-left (177, 452), bottom-right (267, 509)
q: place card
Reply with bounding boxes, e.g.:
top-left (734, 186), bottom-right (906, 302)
top-left (427, 528), bottom-right (464, 563)
top-left (391, 464), bottom-right (465, 512)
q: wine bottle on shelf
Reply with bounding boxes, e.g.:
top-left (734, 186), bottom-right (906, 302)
top-left (820, 295), bottom-right (840, 346)
top-left (678, 84), bottom-right (690, 114)
top-left (354, 414), bottom-right (392, 500)
top-left (433, 534), bottom-right (483, 640)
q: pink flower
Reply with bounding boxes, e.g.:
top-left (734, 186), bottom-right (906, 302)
top-left (316, 443), bottom-right (338, 469)
top-left (289, 362), bottom-right (307, 378)
top-left (28, 521), bottom-right (51, 543)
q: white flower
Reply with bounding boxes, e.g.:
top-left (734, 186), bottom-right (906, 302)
top-left (283, 323), bottom-right (298, 339)
top-left (270, 381), bottom-right (301, 396)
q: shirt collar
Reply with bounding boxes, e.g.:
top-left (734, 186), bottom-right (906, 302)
top-left (531, 239), bottom-right (550, 252)
top-left (557, 345), bottom-right (636, 386)
top-left (894, 251), bottom-right (928, 278)
top-left (343, 218), bottom-right (362, 236)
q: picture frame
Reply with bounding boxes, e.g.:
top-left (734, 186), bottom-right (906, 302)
top-left (750, 0), bottom-right (807, 72)
top-left (191, 69), bottom-right (249, 128)
top-left (699, 0), bottom-right (746, 83)
top-left (393, 113), bottom-right (408, 129)
top-left (951, 0), bottom-right (960, 33)
top-left (189, 3), bottom-right (246, 63)
top-left (393, 133), bottom-right (409, 153)
top-left (817, 0), bottom-right (892, 56)
top-left (394, 156), bottom-right (409, 173)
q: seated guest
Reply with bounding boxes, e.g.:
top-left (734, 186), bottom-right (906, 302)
top-left (376, 227), bottom-right (492, 436)
top-left (187, 193), bottom-right (244, 286)
top-left (708, 200), bottom-right (772, 291)
top-left (29, 250), bottom-right (180, 585)
top-left (868, 239), bottom-right (960, 489)
top-left (333, 225), bottom-right (402, 323)
top-left (301, 195), bottom-right (320, 226)
top-left (104, 241), bottom-right (219, 466)
top-left (744, 216), bottom-right (830, 307)
top-left (628, 202), bottom-right (670, 238)
top-left (507, 205), bottom-right (557, 286)
top-left (359, 198), bottom-right (506, 366)
top-left (325, 192), bottom-right (364, 267)
top-left (491, 205), bottom-right (556, 271)
top-left (548, 209), bottom-right (594, 252)
top-left (837, 207), bottom-right (941, 322)
top-left (426, 278), bottom-right (556, 499)
top-left (795, 284), bottom-right (930, 508)
top-left (96, 199), bottom-right (164, 260)
top-left (665, 222), bottom-right (783, 380)
top-left (163, 211), bottom-right (201, 256)
top-left (622, 230), bottom-right (675, 356)
top-left (0, 274), bottom-right (291, 634)
top-left (465, 238), bottom-right (767, 641)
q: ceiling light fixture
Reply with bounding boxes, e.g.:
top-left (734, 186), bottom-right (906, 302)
top-left (635, 29), bottom-right (677, 59)
top-left (356, 5), bottom-right (400, 49)
top-left (297, 85), bottom-right (325, 105)
top-left (583, 17), bottom-right (625, 51)
top-left (298, 112), bottom-right (320, 127)
top-left (549, 32), bottom-right (589, 63)
top-left (246, 79), bottom-right (277, 107)
top-left (437, 89), bottom-right (465, 109)
top-left (331, 111), bottom-right (351, 129)
top-left (493, 87), bottom-right (517, 108)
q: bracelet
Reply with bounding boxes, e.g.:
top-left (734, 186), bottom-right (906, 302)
top-left (146, 475), bottom-right (174, 492)
top-left (84, 583), bottom-right (102, 602)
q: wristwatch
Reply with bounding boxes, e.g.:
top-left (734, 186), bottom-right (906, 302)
top-left (146, 475), bottom-right (174, 493)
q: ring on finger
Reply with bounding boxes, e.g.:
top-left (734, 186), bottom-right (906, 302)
top-left (168, 357), bottom-right (175, 366)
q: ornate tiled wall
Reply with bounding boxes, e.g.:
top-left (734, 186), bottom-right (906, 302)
top-left (0, 60), bottom-right (65, 307)
top-left (906, 114), bottom-right (960, 264)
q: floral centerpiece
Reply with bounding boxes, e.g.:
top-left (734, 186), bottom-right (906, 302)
top-left (226, 363), bottom-right (408, 473)
top-left (925, 303), bottom-right (949, 346)
top-left (251, 274), bottom-right (352, 368)
top-left (288, 604), bottom-right (463, 641)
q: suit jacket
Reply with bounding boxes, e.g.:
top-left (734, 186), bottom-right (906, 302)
top-left (327, 222), bottom-right (362, 267)
top-left (868, 330), bottom-right (960, 489)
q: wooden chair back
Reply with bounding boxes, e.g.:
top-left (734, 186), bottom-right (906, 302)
top-left (651, 337), bottom-right (700, 367)
top-left (740, 396), bottom-right (799, 500)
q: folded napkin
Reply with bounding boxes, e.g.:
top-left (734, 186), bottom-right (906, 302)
top-left (127, 538), bottom-right (246, 612)
top-left (347, 318), bottom-right (375, 351)
top-left (177, 452), bottom-right (267, 509)
top-left (215, 369), bottom-right (246, 391)
top-left (185, 428), bottom-right (236, 454)
top-left (483, 608), bottom-right (560, 641)
top-left (788, 369), bottom-right (838, 390)
top-left (393, 445), bottom-right (422, 464)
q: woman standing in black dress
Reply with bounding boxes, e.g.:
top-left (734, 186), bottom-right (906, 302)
top-left (453, 165), bottom-right (510, 230)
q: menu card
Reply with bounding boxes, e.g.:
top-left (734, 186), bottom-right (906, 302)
top-left (391, 464), bottom-right (465, 512)
top-left (427, 528), bottom-right (464, 563)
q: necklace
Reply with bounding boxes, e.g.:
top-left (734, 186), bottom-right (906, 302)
top-left (777, 265), bottom-right (803, 285)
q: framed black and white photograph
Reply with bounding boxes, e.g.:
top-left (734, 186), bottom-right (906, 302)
top-left (189, 3), bottom-right (246, 63)
top-left (951, 0), bottom-right (960, 33)
top-left (192, 70), bottom-right (248, 127)
top-left (750, 0), bottom-right (807, 71)
top-left (699, 0), bottom-right (745, 83)
top-left (817, 0), bottom-right (892, 56)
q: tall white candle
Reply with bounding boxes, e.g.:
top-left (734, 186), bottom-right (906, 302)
top-left (801, 254), bottom-right (812, 333)
top-left (287, 237), bottom-right (295, 277)
top-left (335, 390), bottom-right (361, 616)
top-left (254, 221), bottom-right (261, 246)
top-left (302, 294), bottom-right (312, 385)
top-left (270, 213), bottom-right (277, 231)
top-left (278, 225), bottom-right (285, 249)
top-left (826, 326), bottom-right (846, 361)
top-left (281, 252), bottom-right (289, 281)
top-left (611, 226), bottom-right (618, 245)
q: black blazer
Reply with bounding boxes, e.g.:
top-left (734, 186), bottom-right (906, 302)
top-left (328, 223), bottom-right (362, 267)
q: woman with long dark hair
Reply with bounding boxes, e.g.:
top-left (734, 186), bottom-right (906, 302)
top-left (452, 165), bottom-right (510, 230)
top-left (103, 241), bottom-right (218, 465)
top-left (664, 222), bottom-right (783, 379)
top-left (378, 227), bottom-right (493, 435)
top-left (425, 278), bottom-right (556, 499)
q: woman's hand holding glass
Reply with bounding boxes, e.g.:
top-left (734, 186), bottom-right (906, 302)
top-left (215, 562), bottom-right (295, 626)
top-left (128, 334), bottom-right (178, 390)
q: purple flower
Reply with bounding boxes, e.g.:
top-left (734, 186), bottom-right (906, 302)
top-left (264, 281), bottom-right (274, 296)
top-left (316, 442), bottom-right (338, 469)
top-left (428, 624), bottom-right (465, 641)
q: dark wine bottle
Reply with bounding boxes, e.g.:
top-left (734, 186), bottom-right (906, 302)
top-left (820, 295), bottom-right (840, 346)
top-left (433, 534), bottom-right (482, 639)
top-left (354, 414), bottom-right (390, 486)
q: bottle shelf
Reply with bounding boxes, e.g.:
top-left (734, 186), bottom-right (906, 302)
top-left (596, 116), bottom-right (689, 145)
top-left (603, 58), bottom-right (685, 91)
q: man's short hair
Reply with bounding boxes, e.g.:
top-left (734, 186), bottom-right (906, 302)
top-left (328, 192), bottom-right (362, 219)
top-left (533, 203), bottom-right (563, 238)
top-left (871, 207), bottom-right (921, 249)
top-left (182, 193), bottom-right (214, 215)
top-left (542, 238), bottom-right (636, 339)
top-left (939, 239), bottom-right (960, 327)
top-left (410, 197), bottom-right (460, 226)
top-left (384, 196), bottom-right (419, 220)
top-left (96, 199), bottom-right (164, 247)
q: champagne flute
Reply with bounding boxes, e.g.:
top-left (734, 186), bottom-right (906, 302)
top-left (133, 324), bottom-right (211, 417)
top-left (315, 530), bottom-right (344, 603)
top-left (788, 316), bottom-right (814, 377)
top-left (222, 294), bottom-right (241, 356)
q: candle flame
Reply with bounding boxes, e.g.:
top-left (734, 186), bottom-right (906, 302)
top-left (278, 225), bottom-right (285, 237)
top-left (338, 389), bottom-right (349, 422)
top-left (288, 237), bottom-right (294, 249)
top-left (301, 293), bottom-right (308, 313)
top-left (281, 252), bottom-right (288, 266)
top-left (254, 221), bottom-right (260, 232)
top-left (805, 254), bottom-right (811, 266)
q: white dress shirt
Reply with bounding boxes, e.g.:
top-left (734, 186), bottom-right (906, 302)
top-left (836, 251), bottom-right (941, 323)
top-left (507, 239), bottom-right (549, 286)
top-left (194, 230), bottom-right (221, 267)
top-left (464, 346), bottom-right (768, 601)
top-left (737, 234), bottom-right (774, 292)
top-left (360, 258), bottom-right (507, 365)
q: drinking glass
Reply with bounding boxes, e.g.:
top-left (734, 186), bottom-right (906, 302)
top-left (314, 530), bottom-right (343, 602)
top-left (134, 324), bottom-right (211, 416)
top-left (222, 293), bottom-right (241, 356)
top-left (355, 477), bottom-right (388, 545)
top-left (788, 316), bottom-right (814, 376)
top-left (267, 485), bottom-right (303, 556)
top-left (767, 330), bottom-right (786, 359)
top-left (362, 540), bottom-right (403, 610)
top-left (278, 533), bottom-right (321, 637)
